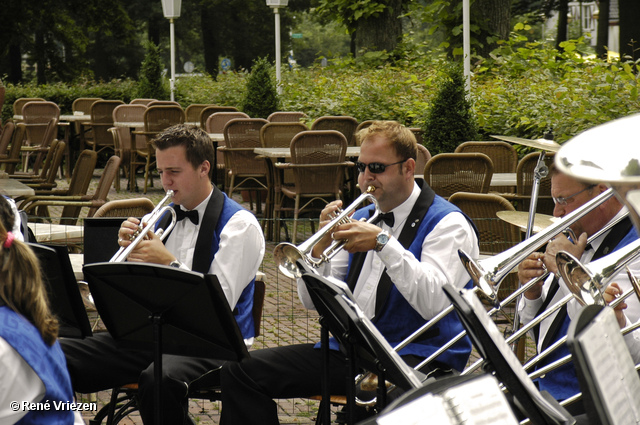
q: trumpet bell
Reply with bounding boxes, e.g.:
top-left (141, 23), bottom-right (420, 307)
top-left (273, 242), bottom-right (305, 279)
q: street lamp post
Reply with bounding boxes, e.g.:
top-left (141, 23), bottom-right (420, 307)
top-left (161, 0), bottom-right (182, 101)
top-left (266, 0), bottom-right (288, 95)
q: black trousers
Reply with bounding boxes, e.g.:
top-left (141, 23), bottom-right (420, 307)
top-left (219, 343), bottom-right (447, 425)
top-left (61, 333), bottom-right (223, 425)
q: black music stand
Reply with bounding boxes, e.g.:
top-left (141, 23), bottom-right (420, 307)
top-left (29, 243), bottom-right (93, 339)
top-left (442, 284), bottom-right (575, 425)
top-left (298, 261), bottom-right (426, 425)
top-left (567, 305), bottom-right (640, 425)
top-left (83, 262), bottom-right (249, 425)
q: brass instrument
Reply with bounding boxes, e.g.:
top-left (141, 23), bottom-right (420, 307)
top-left (274, 185), bottom-right (380, 279)
top-left (109, 190), bottom-right (178, 262)
top-left (458, 188), bottom-right (614, 304)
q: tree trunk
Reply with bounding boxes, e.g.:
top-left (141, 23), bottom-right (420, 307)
top-left (472, 0), bottom-right (511, 58)
top-left (354, 0), bottom-right (403, 55)
top-left (619, 0), bottom-right (640, 59)
top-left (596, 0), bottom-right (610, 59)
top-left (556, 0), bottom-right (569, 49)
top-left (8, 43), bottom-right (22, 84)
top-left (200, 2), bottom-right (219, 78)
top-left (35, 30), bottom-right (46, 85)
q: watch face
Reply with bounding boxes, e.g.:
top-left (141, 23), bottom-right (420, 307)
top-left (378, 233), bottom-right (389, 244)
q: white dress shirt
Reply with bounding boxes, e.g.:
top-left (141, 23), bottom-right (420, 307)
top-left (518, 208), bottom-right (640, 363)
top-left (164, 189), bottom-right (265, 345)
top-left (298, 182), bottom-right (479, 321)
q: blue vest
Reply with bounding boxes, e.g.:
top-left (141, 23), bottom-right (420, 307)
top-left (158, 192), bottom-right (256, 339)
top-left (322, 194), bottom-right (473, 372)
top-left (538, 226), bottom-right (638, 399)
top-left (0, 307), bottom-right (76, 424)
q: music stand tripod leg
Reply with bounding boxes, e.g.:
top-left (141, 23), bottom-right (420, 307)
top-left (152, 313), bottom-right (164, 425)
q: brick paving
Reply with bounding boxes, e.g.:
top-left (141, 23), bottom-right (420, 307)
top-left (26, 166), bottom-right (536, 424)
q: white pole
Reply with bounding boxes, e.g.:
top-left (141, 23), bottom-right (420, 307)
top-left (462, 0), bottom-right (471, 98)
top-left (274, 8), bottom-right (282, 95)
top-left (170, 18), bottom-right (176, 101)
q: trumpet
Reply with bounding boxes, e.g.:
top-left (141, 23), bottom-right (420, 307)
top-left (274, 186), bottom-right (380, 279)
top-left (458, 188), bottom-right (615, 305)
top-left (109, 190), bottom-right (178, 262)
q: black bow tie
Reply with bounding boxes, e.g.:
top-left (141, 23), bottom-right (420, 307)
top-left (174, 205), bottom-right (199, 225)
top-left (373, 212), bottom-right (395, 228)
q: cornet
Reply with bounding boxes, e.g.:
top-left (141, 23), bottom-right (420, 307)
top-left (109, 190), bottom-right (178, 262)
top-left (274, 185), bottom-right (380, 279)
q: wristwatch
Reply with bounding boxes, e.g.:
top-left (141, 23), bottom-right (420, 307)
top-left (374, 230), bottom-right (390, 252)
top-left (168, 260), bottom-right (183, 268)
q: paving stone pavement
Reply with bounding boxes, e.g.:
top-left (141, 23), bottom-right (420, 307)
top-left (26, 167), bottom-right (536, 424)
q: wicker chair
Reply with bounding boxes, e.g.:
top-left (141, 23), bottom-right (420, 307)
top-left (20, 155), bottom-right (120, 225)
top-left (455, 141), bottom-right (518, 192)
top-left (12, 97), bottom-right (46, 118)
top-left (11, 139), bottom-right (66, 193)
top-left (355, 120), bottom-right (375, 136)
top-left (415, 144), bottom-right (432, 176)
top-left (185, 103), bottom-right (215, 126)
top-left (0, 122), bottom-right (22, 173)
top-left (266, 111), bottom-right (308, 123)
top-left (109, 104), bottom-right (147, 191)
top-left (259, 122), bottom-right (308, 148)
top-left (129, 98), bottom-right (156, 106)
top-left (131, 105), bottom-right (185, 193)
top-left (310, 115), bottom-right (358, 146)
top-left (18, 150), bottom-right (99, 225)
top-left (222, 118), bottom-right (269, 214)
top-left (19, 101), bottom-right (60, 176)
top-left (423, 153), bottom-right (494, 200)
top-left (93, 198), bottom-right (155, 218)
top-left (86, 100), bottom-right (125, 155)
top-left (204, 112), bottom-right (250, 190)
top-left (200, 105), bottom-right (240, 128)
top-left (72, 97), bottom-right (102, 150)
top-left (274, 130), bottom-right (350, 244)
top-left (147, 100), bottom-right (181, 107)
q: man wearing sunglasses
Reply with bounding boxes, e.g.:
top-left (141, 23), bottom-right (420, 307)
top-left (517, 165), bottom-right (640, 413)
top-left (219, 121), bottom-right (480, 424)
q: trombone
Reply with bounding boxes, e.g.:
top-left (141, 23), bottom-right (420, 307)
top-left (274, 185), bottom-right (380, 279)
top-left (109, 190), bottom-right (178, 262)
top-left (458, 188), bottom-right (615, 305)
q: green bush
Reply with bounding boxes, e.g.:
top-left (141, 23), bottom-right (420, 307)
top-left (137, 41), bottom-right (169, 101)
top-left (423, 64), bottom-right (478, 155)
top-left (240, 57), bottom-right (279, 119)
top-left (3, 27), bottom-right (639, 150)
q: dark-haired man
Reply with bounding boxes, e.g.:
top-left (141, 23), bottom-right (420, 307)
top-left (62, 124), bottom-right (265, 424)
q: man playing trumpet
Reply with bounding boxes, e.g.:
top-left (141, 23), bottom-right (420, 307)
top-left (517, 166), bottom-right (640, 414)
top-left (219, 121), bottom-right (480, 424)
top-left (61, 125), bottom-right (265, 425)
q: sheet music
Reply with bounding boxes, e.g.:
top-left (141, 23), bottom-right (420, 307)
top-left (442, 375), bottom-right (519, 425)
top-left (377, 393), bottom-right (455, 425)
top-left (576, 308), bottom-right (640, 423)
top-left (461, 289), bottom-right (571, 422)
top-left (376, 375), bottom-right (518, 425)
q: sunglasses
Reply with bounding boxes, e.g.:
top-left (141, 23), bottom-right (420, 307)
top-left (355, 159), bottom-right (408, 174)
